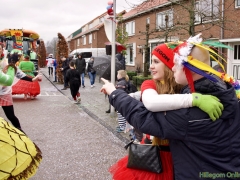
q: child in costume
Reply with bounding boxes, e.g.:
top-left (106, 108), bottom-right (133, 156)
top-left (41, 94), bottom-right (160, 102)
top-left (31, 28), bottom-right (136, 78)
top-left (66, 61), bottom-right (81, 103)
top-left (108, 42), bottom-right (224, 180)
top-left (12, 55), bottom-right (40, 100)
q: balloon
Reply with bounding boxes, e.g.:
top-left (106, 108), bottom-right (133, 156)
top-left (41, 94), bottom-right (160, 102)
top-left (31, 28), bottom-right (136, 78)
top-left (107, 8), bottom-right (113, 15)
top-left (106, 5), bottom-right (112, 10)
top-left (107, 1), bottom-right (113, 5)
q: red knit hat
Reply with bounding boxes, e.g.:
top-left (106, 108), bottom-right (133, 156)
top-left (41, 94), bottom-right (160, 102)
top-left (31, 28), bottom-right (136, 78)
top-left (152, 43), bottom-right (174, 69)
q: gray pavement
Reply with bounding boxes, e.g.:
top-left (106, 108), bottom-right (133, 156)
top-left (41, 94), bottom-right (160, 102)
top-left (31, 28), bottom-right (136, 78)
top-left (43, 67), bottom-right (131, 143)
top-left (0, 67), bottom-right (130, 180)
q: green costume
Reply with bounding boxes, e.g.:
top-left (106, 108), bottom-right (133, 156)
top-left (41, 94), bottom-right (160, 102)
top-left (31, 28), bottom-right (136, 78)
top-left (19, 61), bottom-right (35, 77)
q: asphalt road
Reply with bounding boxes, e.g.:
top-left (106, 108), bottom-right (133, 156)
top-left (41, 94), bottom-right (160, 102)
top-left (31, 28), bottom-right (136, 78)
top-left (0, 69), bottom-right (128, 180)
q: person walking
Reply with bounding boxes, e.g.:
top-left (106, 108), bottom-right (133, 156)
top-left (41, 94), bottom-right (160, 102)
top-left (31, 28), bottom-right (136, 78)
top-left (66, 61), bottom-right (81, 103)
top-left (75, 53), bottom-right (86, 88)
top-left (101, 34), bottom-right (239, 179)
top-left (60, 56), bottom-right (70, 90)
top-left (87, 57), bottom-right (96, 88)
top-left (46, 54), bottom-right (54, 77)
top-left (53, 57), bottom-right (57, 82)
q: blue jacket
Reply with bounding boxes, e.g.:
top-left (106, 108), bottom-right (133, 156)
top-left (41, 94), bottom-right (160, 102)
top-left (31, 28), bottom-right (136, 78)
top-left (109, 77), bottom-right (240, 180)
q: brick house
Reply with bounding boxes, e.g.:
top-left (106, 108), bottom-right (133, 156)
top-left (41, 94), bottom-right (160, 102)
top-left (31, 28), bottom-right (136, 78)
top-left (67, 10), bottom-right (126, 56)
top-left (121, 0), bottom-right (240, 80)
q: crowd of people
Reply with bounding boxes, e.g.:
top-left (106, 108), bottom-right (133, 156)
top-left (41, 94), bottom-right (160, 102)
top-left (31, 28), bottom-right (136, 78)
top-left (1, 32), bottom-right (240, 179)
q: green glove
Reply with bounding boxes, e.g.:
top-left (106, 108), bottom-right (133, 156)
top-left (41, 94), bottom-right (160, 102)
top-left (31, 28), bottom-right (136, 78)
top-left (192, 93), bottom-right (224, 121)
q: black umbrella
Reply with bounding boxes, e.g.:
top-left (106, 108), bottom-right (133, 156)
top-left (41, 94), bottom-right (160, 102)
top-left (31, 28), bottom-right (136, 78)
top-left (93, 55), bottom-right (123, 82)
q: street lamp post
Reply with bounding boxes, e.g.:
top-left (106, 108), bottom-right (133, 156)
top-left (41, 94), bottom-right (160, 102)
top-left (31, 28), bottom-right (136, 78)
top-left (110, 0), bottom-right (116, 115)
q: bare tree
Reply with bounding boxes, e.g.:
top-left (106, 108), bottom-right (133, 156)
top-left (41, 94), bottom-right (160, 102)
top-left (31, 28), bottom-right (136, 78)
top-left (45, 37), bottom-right (58, 56)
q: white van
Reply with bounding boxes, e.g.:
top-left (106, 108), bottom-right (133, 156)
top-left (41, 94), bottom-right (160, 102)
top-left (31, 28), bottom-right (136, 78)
top-left (70, 48), bottom-right (106, 61)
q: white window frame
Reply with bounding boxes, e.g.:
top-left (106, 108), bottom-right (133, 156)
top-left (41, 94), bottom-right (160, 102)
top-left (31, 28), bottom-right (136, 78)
top-left (195, 0), bottom-right (220, 23)
top-left (156, 10), bottom-right (173, 29)
top-left (89, 23), bottom-right (93, 29)
top-left (126, 43), bottom-right (136, 65)
top-left (125, 21), bottom-right (135, 36)
top-left (236, 0), bottom-right (240, 8)
top-left (146, 17), bottom-right (150, 24)
top-left (89, 34), bottom-right (92, 44)
top-left (77, 39), bottom-right (80, 46)
top-left (82, 35), bottom-right (86, 45)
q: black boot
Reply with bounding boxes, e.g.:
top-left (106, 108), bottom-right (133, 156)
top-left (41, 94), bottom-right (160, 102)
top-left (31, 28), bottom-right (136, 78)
top-left (106, 109), bottom-right (110, 113)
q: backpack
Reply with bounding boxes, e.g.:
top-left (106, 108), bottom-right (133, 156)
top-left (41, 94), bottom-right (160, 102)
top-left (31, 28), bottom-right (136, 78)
top-left (127, 81), bottom-right (138, 94)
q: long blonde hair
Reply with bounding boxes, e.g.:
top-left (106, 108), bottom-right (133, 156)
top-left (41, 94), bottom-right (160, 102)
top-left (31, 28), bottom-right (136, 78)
top-left (152, 65), bottom-right (183, 146)
top-left (154, 65), bottom-right (183, 95)
top-left (117, 70), bottom-right (129, 81)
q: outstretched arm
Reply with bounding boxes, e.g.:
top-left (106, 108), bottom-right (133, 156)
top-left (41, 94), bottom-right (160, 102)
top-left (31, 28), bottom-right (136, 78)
top-left (0, 66), bottom-right (15, 86)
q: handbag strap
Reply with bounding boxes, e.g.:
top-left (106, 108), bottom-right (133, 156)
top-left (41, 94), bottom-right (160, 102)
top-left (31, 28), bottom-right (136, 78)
top-left (124, 141), bottom-right (170, 152)
top-left (124, 140), bottom-right (134, 150)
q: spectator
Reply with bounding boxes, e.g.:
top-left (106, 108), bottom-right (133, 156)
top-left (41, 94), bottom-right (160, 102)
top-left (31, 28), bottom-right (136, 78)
top-left (53, 58), bottom-right (57, 82)
top-left (87, 57), bottom-right (96, 88)
top-left (46, 54), bottom-right (54, 77)
top-left (116, 52), bottom-right (125, 70)
top-left (75, 53), bottom-right (86, 88)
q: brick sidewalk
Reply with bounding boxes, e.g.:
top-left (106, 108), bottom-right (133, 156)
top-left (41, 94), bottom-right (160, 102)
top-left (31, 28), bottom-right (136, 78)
top-left (40, 67), bottom-right (131, 143)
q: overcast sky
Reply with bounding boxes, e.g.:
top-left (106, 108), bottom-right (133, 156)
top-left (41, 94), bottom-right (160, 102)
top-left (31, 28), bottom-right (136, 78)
top-left (0, 0), bottom-right (142, 43)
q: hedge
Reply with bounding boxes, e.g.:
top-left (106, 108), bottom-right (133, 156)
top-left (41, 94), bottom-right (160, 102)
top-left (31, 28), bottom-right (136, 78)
top-left (127, 71), bottom-right (137, 80)
top-left (132, 75), bottom-right (152, 86)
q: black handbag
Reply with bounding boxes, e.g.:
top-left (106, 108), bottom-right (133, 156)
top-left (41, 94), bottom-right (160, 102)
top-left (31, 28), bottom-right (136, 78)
top-left (124, 141), bottom-right (162, 173)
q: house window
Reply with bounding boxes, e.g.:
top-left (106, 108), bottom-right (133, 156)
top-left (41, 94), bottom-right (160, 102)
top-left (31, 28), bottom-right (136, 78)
top-left (77, 39), bottom-right (80, 46)
top-left (89, 23), bottom-right (93, 29)
top-left (234, 45), bottom-right (240, 60)
top-left (82, 36), bottom-right (86, 45)
top-left (146, 17), bottom-right (150, 24)
top-left (89, 34), bottom-right (92, 44)
top-left (156, 10), bottom-right (173, 29)
top-left (236, 0), bottom-right (240, 8)
top-left (233, 44), bottom-right (240, 80)
top-left (126, 44), bottom-right (134, 65)
top-left (195, 0), bottom-right (220, 22)
top-left (125, 21), bottom-right (135, 36)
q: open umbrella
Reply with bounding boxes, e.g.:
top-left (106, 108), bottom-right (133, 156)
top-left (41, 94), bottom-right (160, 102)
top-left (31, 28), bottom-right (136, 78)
top-left (93, 55), bottom-right (123, 82)
top-left (0, 117), bottom-right (42, 180)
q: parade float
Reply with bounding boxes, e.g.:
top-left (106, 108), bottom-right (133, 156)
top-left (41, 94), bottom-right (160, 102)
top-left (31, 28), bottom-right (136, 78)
top-left (0, 28), bottom-right (40, 73)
